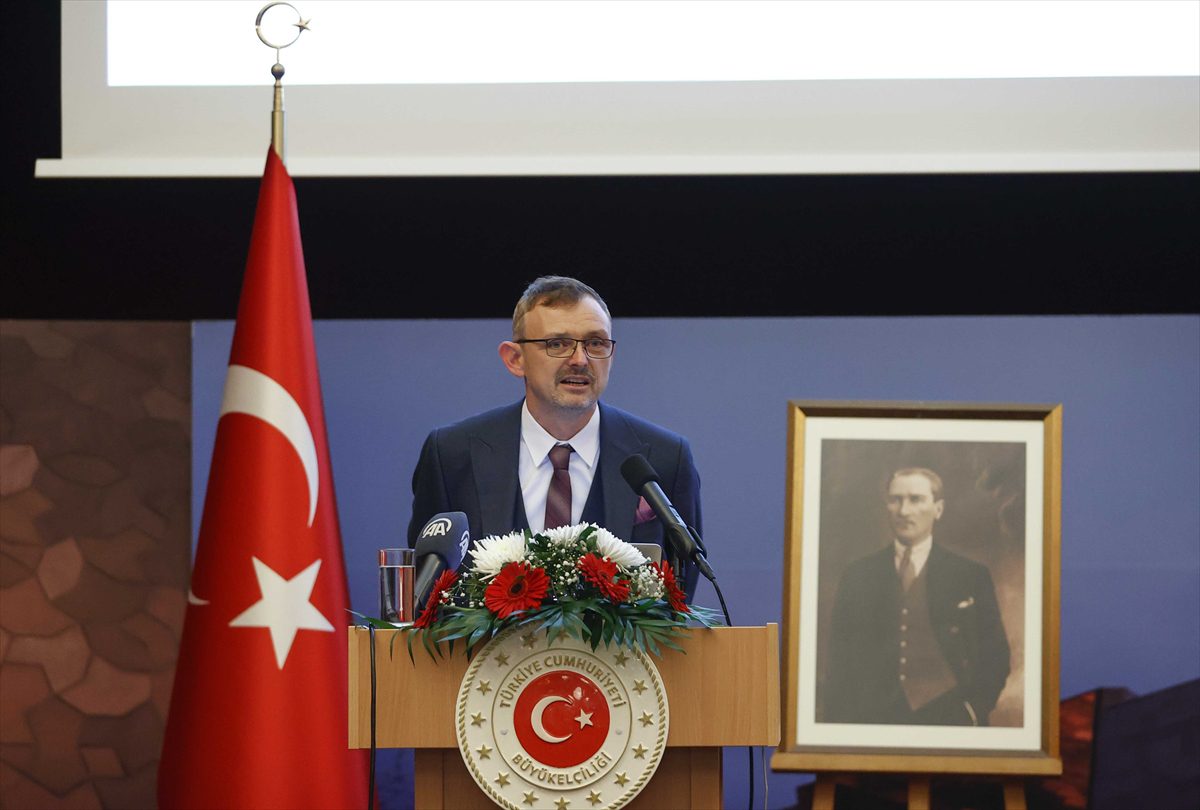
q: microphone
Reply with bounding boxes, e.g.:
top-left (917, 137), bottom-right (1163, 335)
top-left (412, 511), bottom-right (469, 610)
top-left (619, 454), bottom-right (715, 583)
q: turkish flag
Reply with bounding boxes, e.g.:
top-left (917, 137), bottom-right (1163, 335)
top-left (158, 149), bottom-right (368, 809)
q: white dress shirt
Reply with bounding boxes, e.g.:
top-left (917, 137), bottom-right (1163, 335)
top-left (894, 535), bottom-right (933, 579)
top-left (519, 402), bottom-right (600, 533)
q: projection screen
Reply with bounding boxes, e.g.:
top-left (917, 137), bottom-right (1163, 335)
top-left (37, 0), bottom-right (1200, 177)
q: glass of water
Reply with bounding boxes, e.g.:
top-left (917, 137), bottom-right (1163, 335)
top-left (378, 548), bottom-right (415, 624)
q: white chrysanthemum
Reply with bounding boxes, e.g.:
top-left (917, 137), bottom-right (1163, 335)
top-left (470, 531), bottom-right (528, 579)
top-left (543, 524), bottom-right (584, 547)
top-left (592, 525), bottom-right (647, 569)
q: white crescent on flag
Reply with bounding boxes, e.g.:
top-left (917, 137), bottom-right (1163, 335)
top-left (219, 363), bottom-right (319, 527)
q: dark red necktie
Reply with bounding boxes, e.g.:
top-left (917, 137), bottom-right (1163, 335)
top-left (899, 545), bottom-right (916, 591)
top-left (544, 444), bottom-right (573, 530)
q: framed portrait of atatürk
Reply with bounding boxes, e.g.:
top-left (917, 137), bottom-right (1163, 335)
top-left (771, 401), bottom-right (1063, 775)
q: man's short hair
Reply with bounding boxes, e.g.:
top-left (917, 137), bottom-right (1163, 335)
top-left (512, 276), bottom-right (611, 339)
top-left (888, 467), bottom-right (944, 501)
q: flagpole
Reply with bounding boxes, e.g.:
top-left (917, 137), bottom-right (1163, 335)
top-left (255, 2), bottom-right (311, 164)
top-left (271, 64), bottom-right (286, 162)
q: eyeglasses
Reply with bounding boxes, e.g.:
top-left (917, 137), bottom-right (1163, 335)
top-left (515, 337), bottom-right (616, 359)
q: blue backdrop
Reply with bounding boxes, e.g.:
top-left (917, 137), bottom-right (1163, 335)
top-left (193, 315), bottom-right (1199, 809)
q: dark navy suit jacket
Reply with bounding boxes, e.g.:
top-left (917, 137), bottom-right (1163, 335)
top-left (407, 401), bottom-right (703, 598)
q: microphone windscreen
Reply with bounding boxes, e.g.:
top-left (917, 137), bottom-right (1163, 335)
top-left (620, 454), bottom-right (660, 492)
top-left (413, 511), bottom-right (469, 609)
top-left (415, 511), bottom-right (468, 570)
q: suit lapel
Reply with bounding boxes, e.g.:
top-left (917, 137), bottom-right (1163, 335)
top-left (471, 403), bottom-right (648, 540)
top-left (469, 403), bottom-right (523, 539)
top-left (875, 545), bottom-right (901, 606)
top-left (598, 405), bottom-right (648, 541)
top-left (925, 544), bottom-right (959, 646)
top-left (925, 544), bottom-right (947, 618)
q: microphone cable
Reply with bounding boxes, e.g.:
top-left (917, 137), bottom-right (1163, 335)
top-left (367, 623), bottom-right (377, 810)
top-left (760, 742), bottom-right (770, 810)
top-left (700, 571), bottom-right (753, 810)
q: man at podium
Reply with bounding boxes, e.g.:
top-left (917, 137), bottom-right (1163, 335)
top-left (407, 276), bottom-right (704, 597)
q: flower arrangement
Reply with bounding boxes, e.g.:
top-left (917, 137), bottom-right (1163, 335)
top-left (394, 523), bottom-right (721, 659)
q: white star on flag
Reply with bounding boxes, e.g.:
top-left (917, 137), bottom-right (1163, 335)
top-left (229, 556), bottom-right (334, 669)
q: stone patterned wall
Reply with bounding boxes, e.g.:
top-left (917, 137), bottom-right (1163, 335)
top-left (0, 321), bottom-right (190, 810)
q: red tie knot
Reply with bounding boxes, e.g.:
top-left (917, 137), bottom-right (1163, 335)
top-left (549, 444), bottom-right (573, 471)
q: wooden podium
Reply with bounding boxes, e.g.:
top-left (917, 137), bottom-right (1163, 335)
top-left (349, 624), bottom-right (780, 809)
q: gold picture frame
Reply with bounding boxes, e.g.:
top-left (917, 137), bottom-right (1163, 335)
top-left (772, 401), bottom-right (1062, 776)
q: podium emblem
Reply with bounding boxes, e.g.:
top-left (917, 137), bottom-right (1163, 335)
top-left (457, 627), bottom-right (668, 809)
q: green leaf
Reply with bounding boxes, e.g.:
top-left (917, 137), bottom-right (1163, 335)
top-left (423, 628), bottom-right (441, 661)
top-left (643, 628), bottom-right (663, 657)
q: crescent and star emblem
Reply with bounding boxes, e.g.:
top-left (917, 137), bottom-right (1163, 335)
top-left (187, 364), bottom-right (331, 670)
top-left (531, 692), bottom-right (597, 744)
top-left (458, 630), bottom-right (668, 809)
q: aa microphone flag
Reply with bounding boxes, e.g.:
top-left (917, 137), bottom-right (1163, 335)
top-left (158, 149), bottom-right (368, 809)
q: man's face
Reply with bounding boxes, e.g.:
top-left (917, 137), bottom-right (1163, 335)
top-left (886, 473), bottom-right (944, 545)
top-left (509, 296), bottom-right (613, 420)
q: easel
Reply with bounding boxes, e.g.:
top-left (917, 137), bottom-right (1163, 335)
top-left (811, 773), bottom-right (1028, 810)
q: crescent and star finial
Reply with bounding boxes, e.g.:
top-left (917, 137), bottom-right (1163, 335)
top-left (255, 2), bottom-right (309, 160)
top-left (255, 2), bottom-right (309, 53)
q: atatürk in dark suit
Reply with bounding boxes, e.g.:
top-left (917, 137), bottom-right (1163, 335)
top-left (824, 543), bottom-right (1011, 726)
top-left (407, 401), bottom-right (703, 597)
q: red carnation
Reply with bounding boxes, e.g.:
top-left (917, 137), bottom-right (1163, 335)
top-left (484, 562), bottom-right (549, 618)
top-left (413, 569), bottom-right (458, 629)
top-left (655, 561), bottom-right (689, 613)
top-left (579, 553), bottom-right (631, 603)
